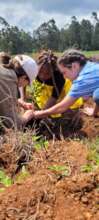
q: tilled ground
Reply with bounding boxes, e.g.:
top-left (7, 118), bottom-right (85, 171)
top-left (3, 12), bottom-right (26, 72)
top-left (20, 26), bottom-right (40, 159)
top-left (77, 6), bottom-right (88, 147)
top-left (0, 110), bottom-right (99, 220)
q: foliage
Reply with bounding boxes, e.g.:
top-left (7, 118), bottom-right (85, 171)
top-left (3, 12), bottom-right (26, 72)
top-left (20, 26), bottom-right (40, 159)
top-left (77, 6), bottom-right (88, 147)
top-left (15, 166), bottom-right (30, 183)
top-left (81, 164), bottom-right (94, 173)
top-left (32, 135), bottom-right (49, 151)
top-left (1, 12), bottom-right (99, 53)
top-left (81, 138), bottom-right (99, 173)
top-left (0, 170), bottom-right (12, 188)
top-left (26, 80), bottom-right (43, 106)
top-left (48, 165), bottom-right (71, 177)
top-left (0, 19), bottom-right (33, 54)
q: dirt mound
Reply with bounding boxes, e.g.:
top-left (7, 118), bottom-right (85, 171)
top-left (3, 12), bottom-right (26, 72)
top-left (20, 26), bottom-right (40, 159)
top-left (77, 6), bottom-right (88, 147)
top-left (0, 137), bottom-right (98, 220)
top-left (0, 99), bottom-right (99, 220)
top-left (81, 114), bottom-right (99, 138)
top-left (0, 171), bottom-right (99, 220)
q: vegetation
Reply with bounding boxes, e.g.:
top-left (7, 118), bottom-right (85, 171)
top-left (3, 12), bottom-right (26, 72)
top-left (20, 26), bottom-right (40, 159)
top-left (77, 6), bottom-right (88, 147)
top-left (1, 12), bottom-right (99, 54)
top-left (81, 138), bottom-right (99, 173)
top-left (48, 165), bottom-right (71, 177)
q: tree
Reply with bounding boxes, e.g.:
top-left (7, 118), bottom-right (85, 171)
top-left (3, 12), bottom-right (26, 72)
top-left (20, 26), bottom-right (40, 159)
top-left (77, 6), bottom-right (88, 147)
top-left (0, 24), bottom-right (33, 54)
top-left (80, 19), bottom-right (93, 50)
top-left (68, 16), bottom-right (81, 48)
top-left (59, 28), bottom-right (70, 51)
top-left (92, 12), bottom-right (99, 23)
top-left (0, 16), bottom-right (9, 28)
top-left (92, 22), bottom-right (99, 50)
top-left (33, 19), bottom-right (60, 51)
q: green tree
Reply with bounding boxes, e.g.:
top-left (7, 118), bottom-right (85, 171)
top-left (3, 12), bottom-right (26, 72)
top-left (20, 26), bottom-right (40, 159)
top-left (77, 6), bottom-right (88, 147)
top-left (92, 22), bottom-right (99, 50)
top-left (68, 16), bottom-right (81, 48)
top-left (33, 19), bottom-right (60, 51)
top-left (80, 19), bottom-right (93, 50)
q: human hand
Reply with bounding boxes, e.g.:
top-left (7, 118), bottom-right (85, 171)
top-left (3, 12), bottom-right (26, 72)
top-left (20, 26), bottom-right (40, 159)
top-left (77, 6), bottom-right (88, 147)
top-left (23, 102), bottom-right (34, 110)
top-left (22, 110), bottom-right (35, 123)
top-left (18, 98), bottom-right (35, 110)
top-left (82, 107), bottom-right (94, 116)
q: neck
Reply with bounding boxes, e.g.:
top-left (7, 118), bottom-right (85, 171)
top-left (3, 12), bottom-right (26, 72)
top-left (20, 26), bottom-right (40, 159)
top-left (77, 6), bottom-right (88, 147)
top-left (73, 65), bottom-right (83, 80)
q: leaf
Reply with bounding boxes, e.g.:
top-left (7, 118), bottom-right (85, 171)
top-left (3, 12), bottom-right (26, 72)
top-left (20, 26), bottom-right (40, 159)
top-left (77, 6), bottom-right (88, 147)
top-left (81, 164), bottom-right (94, 173)
top-left (48, 165), bottom-right (70, 176)
top-left (16, 166), bottom-right (30, 183)
top-left (0, 170), bottom-right (12, 187)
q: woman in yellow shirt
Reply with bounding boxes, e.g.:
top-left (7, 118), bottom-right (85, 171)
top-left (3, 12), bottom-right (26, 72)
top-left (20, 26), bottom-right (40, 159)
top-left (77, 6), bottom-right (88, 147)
top-left (29, 50), bottom-right (83, 119)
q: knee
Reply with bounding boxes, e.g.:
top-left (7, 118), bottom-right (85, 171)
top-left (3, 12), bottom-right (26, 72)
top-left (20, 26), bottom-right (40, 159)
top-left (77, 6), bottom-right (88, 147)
top-left (93, 89), bottom-right (99, 105)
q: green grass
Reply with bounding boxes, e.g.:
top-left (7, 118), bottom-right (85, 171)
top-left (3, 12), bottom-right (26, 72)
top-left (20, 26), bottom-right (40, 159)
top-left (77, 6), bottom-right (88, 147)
top-left (48, 165), bottom-right (71, 177)
top-left (0, 170), bottom-right (13, 192)
top-left (83, 51), bottom-right (99, 57)
top-left (81, 137), bottom-right (99, 173)
top-left (32, 135), bottom-right (49, 151)
top-left (29, 51), bottom-right (99, 60)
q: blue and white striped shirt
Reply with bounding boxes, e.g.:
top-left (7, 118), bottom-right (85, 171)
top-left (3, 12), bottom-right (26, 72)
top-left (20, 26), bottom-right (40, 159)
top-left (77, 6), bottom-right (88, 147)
top-left (68, 61), bottom-right (99, 98)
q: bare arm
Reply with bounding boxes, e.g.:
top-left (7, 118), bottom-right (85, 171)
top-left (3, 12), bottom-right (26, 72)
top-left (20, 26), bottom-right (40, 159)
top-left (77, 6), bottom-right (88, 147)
top-left (34, 96), bottom-right (77, 119)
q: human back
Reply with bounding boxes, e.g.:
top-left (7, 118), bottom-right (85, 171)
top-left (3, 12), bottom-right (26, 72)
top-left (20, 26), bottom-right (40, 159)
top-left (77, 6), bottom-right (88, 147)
top-left (0, 64), bottom-right (19, 128)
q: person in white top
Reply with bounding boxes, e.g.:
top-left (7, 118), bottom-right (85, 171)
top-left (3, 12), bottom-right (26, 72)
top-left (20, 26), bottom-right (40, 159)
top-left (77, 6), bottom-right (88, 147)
top-left (0, 53), bottom-right (38, 129)
top-left (15, 55), bottom-right (38, 110)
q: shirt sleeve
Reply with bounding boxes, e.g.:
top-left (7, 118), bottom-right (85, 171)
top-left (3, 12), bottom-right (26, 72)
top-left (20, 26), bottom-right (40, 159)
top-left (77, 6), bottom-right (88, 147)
top-left (68, 79), bottom-right (91, 98)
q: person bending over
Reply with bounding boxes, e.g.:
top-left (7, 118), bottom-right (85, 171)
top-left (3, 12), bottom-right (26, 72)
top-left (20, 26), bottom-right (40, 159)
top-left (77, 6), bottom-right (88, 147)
top-left (26, 49), bottom-right (99, 119)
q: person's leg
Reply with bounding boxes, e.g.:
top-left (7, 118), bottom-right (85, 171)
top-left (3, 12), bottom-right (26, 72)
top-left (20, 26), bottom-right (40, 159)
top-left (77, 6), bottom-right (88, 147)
top-left (83, 88), bottom-right (99, 117)
top-left (92, 88), bottom-right (99, 117)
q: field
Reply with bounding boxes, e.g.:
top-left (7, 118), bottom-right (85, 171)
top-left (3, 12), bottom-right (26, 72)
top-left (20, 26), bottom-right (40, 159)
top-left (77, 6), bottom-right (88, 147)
top-left (0, 52), bottom-right (99, 220)
top-left (31, 50), bottom-right (99, 60)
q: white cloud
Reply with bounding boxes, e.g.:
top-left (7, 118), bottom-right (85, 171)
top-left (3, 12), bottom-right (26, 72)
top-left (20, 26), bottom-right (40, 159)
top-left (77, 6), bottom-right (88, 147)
top-left (0, 0), bottom-right (99, 32)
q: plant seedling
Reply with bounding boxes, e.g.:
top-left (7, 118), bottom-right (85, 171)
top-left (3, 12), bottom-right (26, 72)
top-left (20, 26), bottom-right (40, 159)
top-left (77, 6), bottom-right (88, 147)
top-left (48, 165), bottom-right (71, 177)
top-left (32, 135), bottom-right (49, 151)
top-left (0, 170), bottom-right (12, 188)
top-left (15, 166), bottom-right (30, 183)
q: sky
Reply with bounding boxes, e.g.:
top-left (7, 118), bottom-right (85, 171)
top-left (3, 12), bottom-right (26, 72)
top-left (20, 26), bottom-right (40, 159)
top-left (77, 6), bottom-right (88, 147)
top-left (0, 0), bottom-right (99, 32)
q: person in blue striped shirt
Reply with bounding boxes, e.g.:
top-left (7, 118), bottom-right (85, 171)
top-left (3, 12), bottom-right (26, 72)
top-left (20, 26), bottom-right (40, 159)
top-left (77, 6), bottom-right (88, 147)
top-left (26, 50), bottom-right (99, 120)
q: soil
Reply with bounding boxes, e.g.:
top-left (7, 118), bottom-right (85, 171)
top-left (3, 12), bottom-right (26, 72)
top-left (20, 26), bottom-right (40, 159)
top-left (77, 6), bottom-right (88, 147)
top-left (0, 103), bottom-right (99, 220)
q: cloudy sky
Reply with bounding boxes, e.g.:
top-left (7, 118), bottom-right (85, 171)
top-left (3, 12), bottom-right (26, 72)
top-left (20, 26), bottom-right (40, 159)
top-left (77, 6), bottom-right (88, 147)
top-left (0, 0), bottom-right (99, 32)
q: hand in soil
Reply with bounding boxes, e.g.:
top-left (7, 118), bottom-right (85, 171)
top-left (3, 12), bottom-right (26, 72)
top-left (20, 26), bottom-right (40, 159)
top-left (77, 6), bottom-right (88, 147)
top-left (22, 102), bottom-right (35, 110)
top-left (83, 107), bottom-right (95, 116)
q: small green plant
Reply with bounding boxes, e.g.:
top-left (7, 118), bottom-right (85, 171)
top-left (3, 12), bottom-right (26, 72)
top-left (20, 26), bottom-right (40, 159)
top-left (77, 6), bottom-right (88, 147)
top-left (87, 150), bottom-right (99, 166)
top-left (0, 170), bottom-right (13, 188)
top-left (16, 166), bottom-right (30, 183)
top-left (26, 80), bottom-right (43, 105)
top-left (48, 165), bottom-right (71, 177)
top-left (32, 135), bottom-right (49, 151)
top-left (81, 164), bottom-right (94, 173)
top-left (81, 138), bottom-right (99, 173)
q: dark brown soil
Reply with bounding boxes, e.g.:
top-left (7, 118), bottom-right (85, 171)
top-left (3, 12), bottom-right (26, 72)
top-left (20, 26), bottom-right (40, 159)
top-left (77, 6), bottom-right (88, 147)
top-left (0, 103), bottom-right (99, 220)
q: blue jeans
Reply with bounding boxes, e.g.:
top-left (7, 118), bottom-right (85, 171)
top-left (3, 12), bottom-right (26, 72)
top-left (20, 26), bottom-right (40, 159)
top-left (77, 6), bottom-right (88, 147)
top-left (93, 88), bottom-right (99, 105)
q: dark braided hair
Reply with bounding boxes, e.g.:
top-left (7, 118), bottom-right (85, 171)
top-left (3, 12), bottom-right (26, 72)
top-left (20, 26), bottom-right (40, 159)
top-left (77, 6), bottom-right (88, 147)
top-left (37, 50), bottom-right (58, 73)
top-left (37, 50), bottom-right (60, 96)
top-left (58, 49), bottom-right (87, 68)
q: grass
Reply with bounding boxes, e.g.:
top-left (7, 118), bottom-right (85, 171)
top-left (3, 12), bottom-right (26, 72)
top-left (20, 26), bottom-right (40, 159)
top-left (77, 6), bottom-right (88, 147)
top-left (15, 166), bottom-right (30, 183)
top-left (83, 51), bottom-right (99, 57)
top-left (81, 137), bottom-right (99, 173)
top-left (32, 135), bottom-right (49, 151)
top-left (29, 51), bottom-right (99, 60)
top-left (48, 165), bottom-right (71, 177)
top-left (0, 170), bottom-right (13, 192)
top-left (0, 167), bottom-right (30, 192)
